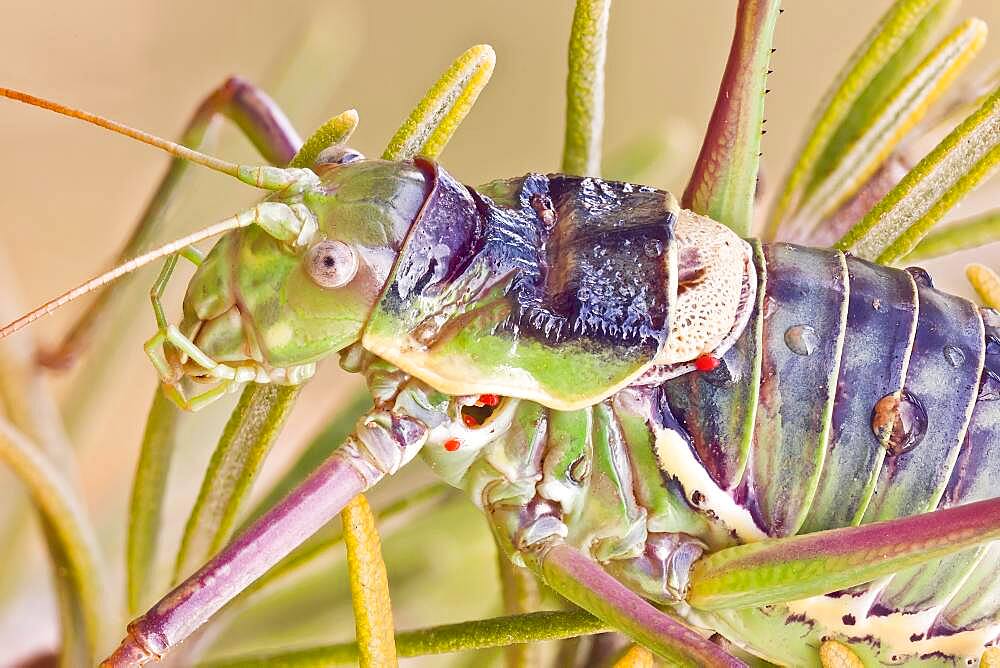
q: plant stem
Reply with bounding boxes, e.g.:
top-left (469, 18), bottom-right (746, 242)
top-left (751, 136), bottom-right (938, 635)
top-left (562, 0), bottom-right (611, 176)
top-left (173, 384), bottom-right (301, 583)
top-left (342, 495), bottom-right (398, 667)
top-left (198, 611), bottom-right (609, 667)
top-left (127, 386), bottom-right (180, 614)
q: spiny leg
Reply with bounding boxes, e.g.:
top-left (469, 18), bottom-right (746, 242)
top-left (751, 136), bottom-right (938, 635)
top-left (514, 536), bottom-right (744, 667)
top-left (686, 496), bottom-right (1000, 611)
top-left (39, 77), bottom-right (302, 369)
top-left (101, 408), bottom-right (427, 666)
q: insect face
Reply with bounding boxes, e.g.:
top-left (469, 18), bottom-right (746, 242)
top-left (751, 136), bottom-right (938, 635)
top-left (176, 159), bottom-right (430, 383)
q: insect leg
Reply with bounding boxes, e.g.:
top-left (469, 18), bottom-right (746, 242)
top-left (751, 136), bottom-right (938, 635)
top-left (101, 408), bottom-right (428, 666)
top-left (40, 77), bottom-right (302, 369)
top-left (685, 495), bottom-right (1000, 611)
top-left (515, 537), bottom-right (745, 667)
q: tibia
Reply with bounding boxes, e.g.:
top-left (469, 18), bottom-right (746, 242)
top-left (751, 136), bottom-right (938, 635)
top-left (687, 496), bottom-right (1000, 610)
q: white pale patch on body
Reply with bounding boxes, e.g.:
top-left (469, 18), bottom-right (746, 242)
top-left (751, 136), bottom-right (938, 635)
top-left (786, 584), bottom-right (1000, 661)
top-left (659, 210), bottom-right (754, 366)
top-left (422, 396), bottom-right (522, 489)
top-left (264, 321), bottom-right (294, 350)
top-left (652, 425), bottom-right (767, 543)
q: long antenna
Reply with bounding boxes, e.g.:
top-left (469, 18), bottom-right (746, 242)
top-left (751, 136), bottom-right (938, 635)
top-left (0, 210), bottom-right (263, 340)
top-left (0, 87), bottom-right (247, 178)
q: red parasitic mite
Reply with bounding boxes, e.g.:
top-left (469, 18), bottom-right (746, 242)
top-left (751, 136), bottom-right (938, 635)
top-left (463, 414), bottom-right (479, 428)
top-left (443, 438), bottom-right (461, 452)
top-left (694, 353), bottom-right (721, 372)
top-left (478, 393), bottom-right (500, 407)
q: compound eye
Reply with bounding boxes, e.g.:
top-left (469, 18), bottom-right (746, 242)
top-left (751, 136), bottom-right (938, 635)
top-left (314, 145), bottom-right (365, 171)
top-left (306, 240), bottom-right (358, 288)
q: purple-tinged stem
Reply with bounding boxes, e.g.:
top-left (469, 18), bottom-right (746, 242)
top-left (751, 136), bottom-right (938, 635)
top-left (102, 448), bottom-right (373, 666)
top-left (689, 496), bottom-right (1000, 611)
top-left (682, 0), bottom-right (781, 237)
top-left (530, 541), bottom-right (745, 667)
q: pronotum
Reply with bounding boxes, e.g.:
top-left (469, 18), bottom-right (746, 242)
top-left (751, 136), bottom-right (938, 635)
top-left (3, 9), bottom-right (1000, 668)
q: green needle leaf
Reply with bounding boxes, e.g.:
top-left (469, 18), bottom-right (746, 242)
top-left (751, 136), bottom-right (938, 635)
top-left (562, 0), bottom-right (612, 176)
top-left (0, 417), bottom-right (107, 665)
top-left (0, 254), bottom-right (102, 666)
top-left (807, 0), bottom-right (957, 195)
top-left (342, 495), bottom-right (398, 668)
top-left (127, 386), bottom-right (181, 614)
top-left (197, 611), bottom-right (608, 667)
top-left (495, 538), bottom-right (542, 668)
top-left (238, 390), bottom-right (372, 529)
top-left (173, 384), bottom-right (301, 582)
top-left (838, 80), bottom-right (1000, 264)
top-left (383, 44), bottom-right (496, 161)
top-left (765, 0), bottom-right (944, 239)
top-left (289, 109), bottom-right (360, 169)
top-left (682, 0), bottom-right (782, 236)
top-left (795, 17), bottom-right (986, 232)
top-left (905, 207), bottom-right (1000, 259)
top-left (235, 482), bottom-right (450, 603)
top-left (967, 263), bottom-right (1000, 308)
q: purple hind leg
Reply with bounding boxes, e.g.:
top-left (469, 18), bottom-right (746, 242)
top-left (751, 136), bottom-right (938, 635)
top-left (525, 540), bottom-right (746, 667)
top-left (101, 410), bottom-right (427, 666)
top-left (487, 502), bottom-right (744, 667)
top-left (40, 76), bottom-right (302, 369)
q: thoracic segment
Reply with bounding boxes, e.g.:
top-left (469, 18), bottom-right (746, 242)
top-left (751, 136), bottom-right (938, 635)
top-left (657, 209), bottom-right (757, 370)
top-left (362, 167), bottom-right (757, 411)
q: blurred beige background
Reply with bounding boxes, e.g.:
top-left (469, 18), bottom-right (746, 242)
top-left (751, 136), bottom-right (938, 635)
top-left (2, 1), bottom-right (1000, 663)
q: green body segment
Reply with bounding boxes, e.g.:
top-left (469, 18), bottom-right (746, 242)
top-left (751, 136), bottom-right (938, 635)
top-left (747, 243), bottom-right (849, 538)
top-left (411, 381), bottom-right (722, 604)
top-left (564, 402), bottom-right (648, 562)
top-left (611, 389), bottom-right (711, 539)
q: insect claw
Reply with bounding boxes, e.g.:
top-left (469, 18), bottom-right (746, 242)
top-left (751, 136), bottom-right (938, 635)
top-left (290, 203), bottom-right (319, 247)
top-left (144, 329), bottom-right (181, 383)
top-left (187, 380), bottom-right (235, 410)
top-left (286, 363), bottom-right (316, 384)
top-left (246, 202), bottom-right (319, 246)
